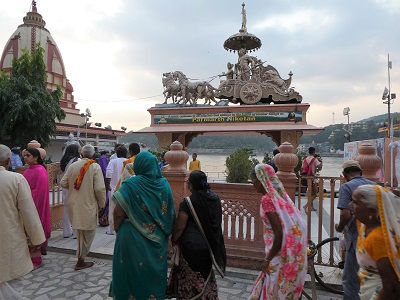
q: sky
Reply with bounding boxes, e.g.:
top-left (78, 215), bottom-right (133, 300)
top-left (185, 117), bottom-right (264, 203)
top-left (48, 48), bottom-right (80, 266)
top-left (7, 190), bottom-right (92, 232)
top-left (1, 0), bottom-right (399, 132)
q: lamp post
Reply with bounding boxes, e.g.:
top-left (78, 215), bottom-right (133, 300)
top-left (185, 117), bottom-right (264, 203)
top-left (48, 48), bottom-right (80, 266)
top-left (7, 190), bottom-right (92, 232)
top-left (343, 107), bottom-right (350, 142)
top-left (382, 54), bottom-right (396, 138)
top-left (80, 108), bottom-right (91, 144)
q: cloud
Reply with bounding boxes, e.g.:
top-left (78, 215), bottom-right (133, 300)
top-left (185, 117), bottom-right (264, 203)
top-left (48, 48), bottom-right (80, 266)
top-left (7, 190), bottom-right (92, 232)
top-left (0, 0), bottom-right (399, 132)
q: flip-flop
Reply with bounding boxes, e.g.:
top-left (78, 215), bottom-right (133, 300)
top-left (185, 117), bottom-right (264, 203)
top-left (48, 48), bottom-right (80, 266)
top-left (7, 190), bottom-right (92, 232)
top-left (33, 263), bottom-right (44, 270)
top-left (74, 261), bottom-right (94, 271)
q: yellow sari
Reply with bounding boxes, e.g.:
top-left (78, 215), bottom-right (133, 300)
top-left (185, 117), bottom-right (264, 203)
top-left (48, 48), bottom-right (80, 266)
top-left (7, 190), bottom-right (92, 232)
top-left (356, 185), bottom-right (400, 300)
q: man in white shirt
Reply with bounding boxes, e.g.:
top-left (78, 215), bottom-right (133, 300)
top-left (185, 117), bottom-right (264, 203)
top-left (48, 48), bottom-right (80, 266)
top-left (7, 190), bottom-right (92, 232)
top-left (105, 145), bottom-right (127, 234)
top-left (0, 145), bottom-right (45, 299)
top-left (109, 143), bottom-right (121, 161)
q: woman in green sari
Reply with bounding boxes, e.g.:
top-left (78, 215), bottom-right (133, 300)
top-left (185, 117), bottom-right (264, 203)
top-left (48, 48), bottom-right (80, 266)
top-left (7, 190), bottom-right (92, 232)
top-left (109, 151), bottom-right (176, 300)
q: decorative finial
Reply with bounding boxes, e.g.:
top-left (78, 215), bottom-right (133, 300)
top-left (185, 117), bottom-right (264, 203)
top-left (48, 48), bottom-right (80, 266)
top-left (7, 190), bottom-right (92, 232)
top-left (32, 0), bottom-right (37, 12)
top-left (240, 2), bottom-right (247, 33)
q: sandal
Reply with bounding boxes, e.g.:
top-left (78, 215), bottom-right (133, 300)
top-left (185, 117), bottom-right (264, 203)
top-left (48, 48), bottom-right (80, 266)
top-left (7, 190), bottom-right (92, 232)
top-left (33, 263), bottom-right (44, 270)
top-left (74, 261), bottom-right (94, 271)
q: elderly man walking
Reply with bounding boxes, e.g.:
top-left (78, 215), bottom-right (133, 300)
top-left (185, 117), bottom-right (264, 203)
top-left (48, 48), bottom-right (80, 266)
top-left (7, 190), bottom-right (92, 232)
top-left (60, 144), bottom-right (106, 270)
top-left (335, 160), bottom-right (375, 300)
top-left (0, 145), bottom-right (45, 299)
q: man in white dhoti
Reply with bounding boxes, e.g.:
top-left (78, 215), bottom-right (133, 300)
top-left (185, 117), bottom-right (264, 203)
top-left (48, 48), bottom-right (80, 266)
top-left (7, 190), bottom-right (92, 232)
top-left (60, 144), bottom-right (106, 270)
top-left (105, 145), bottom-right (127, 235)
top-left (0, 145), bottom-right (45, 299)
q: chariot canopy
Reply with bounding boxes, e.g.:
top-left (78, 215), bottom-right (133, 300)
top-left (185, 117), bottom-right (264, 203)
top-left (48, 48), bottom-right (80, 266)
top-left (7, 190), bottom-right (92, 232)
top-left (223, 3), bottom-right (262, 53)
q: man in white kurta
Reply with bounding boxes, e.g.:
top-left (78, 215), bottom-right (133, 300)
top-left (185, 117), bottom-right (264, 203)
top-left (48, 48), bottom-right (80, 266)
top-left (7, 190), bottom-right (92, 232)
top-left (60, 144), bottom-right (106, 270)
top-left (0, 145), bottom-right (45, 300)
top-left (105, 145), bottom-right (127, 234)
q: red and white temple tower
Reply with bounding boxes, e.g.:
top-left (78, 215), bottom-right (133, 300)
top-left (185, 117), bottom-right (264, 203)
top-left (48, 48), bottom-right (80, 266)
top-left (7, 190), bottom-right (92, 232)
top-left (0, 1), bottom-right (124, 160)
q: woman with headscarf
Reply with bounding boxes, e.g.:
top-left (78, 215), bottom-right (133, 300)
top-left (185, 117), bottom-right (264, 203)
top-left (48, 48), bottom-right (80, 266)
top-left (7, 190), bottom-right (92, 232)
top-left (23, 147), bottom-right (50, 269)
top-left (351, 184), bottom-right (400, 299)
top-left (60, 144), bottom-right (80, 238)
top-left (109, 152), bottom-right (176, 300)
top-left (166, 170), bottom-right (226, 300)
top-left (248, 164), bottom-right (307, 300)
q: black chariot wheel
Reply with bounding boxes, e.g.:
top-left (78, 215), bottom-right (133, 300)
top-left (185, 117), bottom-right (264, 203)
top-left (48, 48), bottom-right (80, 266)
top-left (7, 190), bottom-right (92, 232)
top-left (313, 237), bottom-right (344, 295)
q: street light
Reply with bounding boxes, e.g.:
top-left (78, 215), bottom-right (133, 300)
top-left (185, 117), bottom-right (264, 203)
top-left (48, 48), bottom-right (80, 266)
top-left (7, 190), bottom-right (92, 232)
top-left (343, 107), bottom-right (351, 142)
top-left (382, 54), bottom-right (396, 138)
top-left (80, 108), bottom-right (91, 144)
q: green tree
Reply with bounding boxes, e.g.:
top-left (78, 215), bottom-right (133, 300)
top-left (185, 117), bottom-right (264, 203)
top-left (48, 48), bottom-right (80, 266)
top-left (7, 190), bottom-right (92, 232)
top-left (225, 148), bottom-right (258, 183)
top-left (0, 44), bottom-right (65, 147)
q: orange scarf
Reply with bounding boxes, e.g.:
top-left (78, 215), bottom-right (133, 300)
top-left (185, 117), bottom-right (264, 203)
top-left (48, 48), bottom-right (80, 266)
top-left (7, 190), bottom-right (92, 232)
top-left (74, 159), bottom-right (95, 190)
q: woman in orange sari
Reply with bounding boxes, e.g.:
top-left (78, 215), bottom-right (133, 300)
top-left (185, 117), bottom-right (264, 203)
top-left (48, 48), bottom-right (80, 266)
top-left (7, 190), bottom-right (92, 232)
top-left (351, 184), bottom-right (400, 299)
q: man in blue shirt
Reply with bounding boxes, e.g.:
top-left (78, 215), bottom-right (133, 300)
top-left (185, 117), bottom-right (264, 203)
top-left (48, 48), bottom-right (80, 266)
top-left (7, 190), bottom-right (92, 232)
top-left (335, 160), bottom-right (375, 300)
top-left (267, 149), bottom-right (279, 172)
top-left (159, 150), bottom-right (169, 171)
top-left (10, 147), bottom-right (23, 172)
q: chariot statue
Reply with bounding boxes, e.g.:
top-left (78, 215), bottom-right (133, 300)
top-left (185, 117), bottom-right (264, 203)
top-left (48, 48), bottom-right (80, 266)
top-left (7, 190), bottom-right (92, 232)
top-left (161, 3), bottom-right (302, 106)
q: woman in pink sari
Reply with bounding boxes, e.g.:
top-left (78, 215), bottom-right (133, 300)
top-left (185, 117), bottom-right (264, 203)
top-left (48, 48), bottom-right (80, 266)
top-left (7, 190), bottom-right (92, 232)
top-left (248, 164), bottom-right (307, 300)
top-left (23, 147), bottom-right (51, 269)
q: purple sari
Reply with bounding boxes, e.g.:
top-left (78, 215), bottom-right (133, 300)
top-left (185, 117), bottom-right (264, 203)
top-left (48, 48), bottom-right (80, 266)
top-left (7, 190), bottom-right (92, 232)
top-left (98, 155), bottom-right (110, 226)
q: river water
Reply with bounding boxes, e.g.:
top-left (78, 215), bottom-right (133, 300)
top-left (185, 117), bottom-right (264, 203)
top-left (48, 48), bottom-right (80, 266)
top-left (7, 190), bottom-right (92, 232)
top-left (194, 154), bottom-right (344, 179)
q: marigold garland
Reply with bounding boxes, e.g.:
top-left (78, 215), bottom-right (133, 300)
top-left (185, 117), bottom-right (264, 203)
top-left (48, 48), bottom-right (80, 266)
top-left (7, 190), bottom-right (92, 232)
top-left (74, 159), bottom-right (95, 190)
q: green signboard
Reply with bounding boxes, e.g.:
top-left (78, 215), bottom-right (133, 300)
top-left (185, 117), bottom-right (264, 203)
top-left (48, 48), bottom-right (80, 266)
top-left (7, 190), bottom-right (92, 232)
top-left (154, 111), bottom-right (302, 124)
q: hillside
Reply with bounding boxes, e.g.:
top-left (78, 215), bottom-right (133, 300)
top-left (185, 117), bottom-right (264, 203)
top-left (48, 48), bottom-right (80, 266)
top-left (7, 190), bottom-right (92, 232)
top-left (301, 112), bottom-right (400, 149)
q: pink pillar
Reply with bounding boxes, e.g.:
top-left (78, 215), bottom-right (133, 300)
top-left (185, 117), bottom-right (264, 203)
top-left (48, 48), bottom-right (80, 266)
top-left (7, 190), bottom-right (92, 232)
top-left (274, 141), bottom-right (298, 202)
top-left (163, 141), bottom-right (190, 211)
top-left (354, 142), bottom-right (382, 182)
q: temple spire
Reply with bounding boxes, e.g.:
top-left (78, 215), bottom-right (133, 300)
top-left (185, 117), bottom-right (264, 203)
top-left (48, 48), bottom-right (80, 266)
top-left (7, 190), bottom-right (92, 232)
top-left (23, 0), bottom-right (46, 28)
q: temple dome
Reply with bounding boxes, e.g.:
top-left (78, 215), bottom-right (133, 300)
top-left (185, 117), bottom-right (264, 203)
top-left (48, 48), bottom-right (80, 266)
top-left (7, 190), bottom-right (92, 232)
top-left (0, 1), bottom-right (78, 114)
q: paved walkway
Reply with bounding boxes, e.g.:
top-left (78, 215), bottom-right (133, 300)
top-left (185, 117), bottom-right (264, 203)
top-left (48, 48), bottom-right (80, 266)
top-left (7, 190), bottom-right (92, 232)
top-left (34, 197), bottom-right (343, 299)
top-left (22, 251), bottom-right (342, 300)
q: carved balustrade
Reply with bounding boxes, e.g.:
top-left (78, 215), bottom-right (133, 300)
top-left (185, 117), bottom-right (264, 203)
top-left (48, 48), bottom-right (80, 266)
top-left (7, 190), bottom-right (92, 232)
top-left (209, 182), bottom-right (265, 269)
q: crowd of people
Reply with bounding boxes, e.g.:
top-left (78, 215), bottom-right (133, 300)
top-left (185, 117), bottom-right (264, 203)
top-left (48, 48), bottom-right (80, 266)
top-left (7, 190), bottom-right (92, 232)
top-left (1, 142), bottom-right (400, 299)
